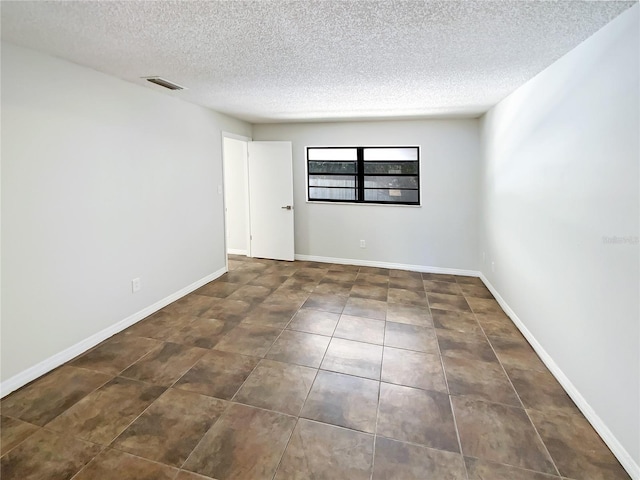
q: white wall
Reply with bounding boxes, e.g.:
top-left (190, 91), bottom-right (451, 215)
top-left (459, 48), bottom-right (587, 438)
top-left (223, 137), bottom-right (249, 255)
top-left (253, 120), bottom-right (481, 272)
top-left (1, 43), bottom-right (251, 387)
top-left (479, 5), bottom-right (639, 475)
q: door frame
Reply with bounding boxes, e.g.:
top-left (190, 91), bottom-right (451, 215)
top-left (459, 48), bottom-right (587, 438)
top-left (221, 132), bottom-right (252, 272)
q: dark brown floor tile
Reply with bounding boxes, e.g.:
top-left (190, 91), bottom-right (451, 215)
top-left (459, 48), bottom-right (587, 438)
top-left (349, 283), bottom-right (388, 301)
top-left (204, 298), bottom-right (254, 322)
top-left (388, 288), bottom-right (428, 306)
top-left (74, 448), bottom-right (178, 480)
top-left (165, 293), bottom-right (219, 317)
top-left (427, 292), bottom-right (471, 312)
top-left (490, 336), bottom-right (547, 372)
top-left (213, 323), bottom-right (281, 357)
top-left (460, 283), bottom-right (494, 299)
top-left (476, 312), bottom-right (523, 339)
top-left (377, 382), bottom-right (459, 452)
top-left (286, 308), bottom-right (339, 336)
top-left (343, 297), bottom-right (387, 320)
top-left (423, 279), bottom-right (463, 295)
top-left (452, 397), bottom-right (556, 474)
top-left (373, 437), bottom-right (467, 480)
top-left (313, 281), bottom-right (352, 296)
top-left (432, 309), bottom-right (483, 335)
top-left (507, 368), bottom-right (580, 416)
top-left (389, 276), bottom-right (424, 290)
top-left (241, 303), bottom-right (298, 328)
top-left (384, 322), bottom-right (439, 354)
top-left (358, 267), bottom-right (390, 276)
top-left (528, 409), bottom-right (630, 480)
top-left (234, 359), bottom-right (316, 416)
top-left (465, 456), bottom-right (562, 479)
top-left (266, 330), bottom-right (330, 368)
top-left (302, 292), bottom-right (348, 314)
top-left (275, 419), bottom-right (374, 480)
top-left (175, 471), bottom-right (214, 480)
top-left (183, 403), bottom-right (296, 480)
top-left (334, 314), bottom-right (385, 344)
top-left (0, 429), bottom-right (101, 480)
top-left (166, 318), bottom-right (236, 349)
top-left (321, 271), bottom-right (358, 284)
top-left (248, 273), bottom-right (291, 289)
top-left (121, 342), bottom-right (207, 387)
top-left (219, 270), bottom-right (260, 284)
top-left (263, 287), bottom-right (309, 308)
top-left (436, 328), bottom-right (498, 362)
top-left (46, 377), bottom-right (165, 445)
top-left (1, 366), bottom-right (112, 426)
top-left (328, 263), bottom-right (361, 272)
top-left (125, 310), bottom-right (194, 340)
top-left (112, 388), bottom-right (227, 467)
top-left (422, 272), bottom-right (457, 283)
top-left (443, 353), bottom-right (520, 406)
top-left (386, 303), bottom-right (433, 327)
top-left (355, 273), bottom-right (389, 287)
top-left (467, 296), bottom-right (504, 315)
top-left (174, 350), bottom-right (259, 400)
top-left (70, 335), bottom-right (163, 376)
top-left (194, 281), bottom-right (242, 298)
top-left (389, 269), bottom-right (422, 279)
top-left (321, 338), bottom-right (383, 380)
top-left (301, 370), bottom-right (379, 433)
top-left (0, 416), bottom-right (39, 455)
top-left (455, 276), bottom-right (485, 286)
top-left (293, 266), bottom-right (327, 281)
top-left (227, 284), bottom-right (273, 305)
top-left (280, 276), bottom-right (318, 293)
top-left (382, 347), bottom-right (447, 392)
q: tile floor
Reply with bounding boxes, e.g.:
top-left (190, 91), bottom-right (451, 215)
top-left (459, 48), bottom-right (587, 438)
top-left (0, 255), bottom-right (630, 480)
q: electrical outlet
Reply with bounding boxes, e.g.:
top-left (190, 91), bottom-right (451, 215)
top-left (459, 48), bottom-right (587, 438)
top-left (132, 277), bottom-right (141, 293)
top-left (360, 240), bottom-right (366, 248)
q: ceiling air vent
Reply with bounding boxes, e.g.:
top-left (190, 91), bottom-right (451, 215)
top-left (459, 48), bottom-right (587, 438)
top-left (143, 77), bottom-right (186, 91)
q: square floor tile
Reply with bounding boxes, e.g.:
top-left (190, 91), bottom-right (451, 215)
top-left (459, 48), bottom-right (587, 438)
top-left (452, 397), bottom-right (556, 474)
top-left (165, 294), bottom-right (219, 317)
top-left (227, 284), bottom-right (273, 304)
top-left (343, 297), bottom-right (387, 320)
top-left (266, 330), bottom-right (330, 368)
top-left (45, 377), bottom-right (165, 445)
top-left (0, 417), bottom-right (39, 456)
top-left (0, 429), bottom-right (101, 480)
top-left (125, 310), bottom-right (194, 340)
top-left (214, 324), bottom-right (281, 357)
top-left (489, 336), bottom-right (546, 372)
top-left (382, 347), bottom-right (446, 392)
top-left (300, 370), bottom-right (379, 433)
top-left (349, 284), bottom-right (388, 301)
top-left (455, 276), bottom-right (485, 286)
top-left (422, 273), bottom-right (457, 283)
top-left (466, 297), bottom-right (504, 315)
top-left (334, 314), bottom-right (385, 344)
top-left (112, 388), bottom-right (227, 467)
top-left (1, 366), bottom-right (112, 426)
top-left (385, 303), bottom-right (432, 327)
top-left (377, 382), bottom-right (458, 452)
top-left (384, 322), bottom-right (439, 353)
top-left (423, 280), bottom-right (463, 295)
top-left (219, 270), bottom-right (260, 284)
top-left (287, 308), bottom-right (339, 336)
top-left (476, 313), bottom-right (523, 340)
top-left (204, 298), bottom-right (254, 322)
top-left (459, 283), bottom-right (494, 299)
top-left (388, 288), bottom-right (428, 306)
top-left (436, 329), bottom-right (497, 363)
top-left (321, 338), bottom-right (383, 380)
top-left (313, 281), bottom-right (352, 296)
top-left (355, 273), bottom-right (389, 286)
top-left (427, 293), bottom-right (471, 312)
top-left (120, 342), bottom-right (207, 387)
top-left (432, 309), bottom-right (483, 335)
top-left (183, 403), bottom-right (296, 480)
top-left (241, 303), bottom-right (298, 328)
top-left (389, 276), bottom-right (424, 290)
top-left (174, 350), bottom-right (259, 400)
top-left (507, 367), bottom-right (580, 416)
top-left (70, 335), bottom-right (162, 376)
top-left (74, 448), bottom-right (178, 480)
top-left (464, 457), bottom-right (561, 480)
top-left (195, 281), bottom-right (242, 298)
top-left (275, 419), bottom-right (374, 480)
top-left (166, 318), bottom-right (236, 349)
top-left (302, 293), bottom-right (348, 314)
top-left (234, 359), bottom-right (316, 416)
top-left (373, 437), bottom-right (467, 480)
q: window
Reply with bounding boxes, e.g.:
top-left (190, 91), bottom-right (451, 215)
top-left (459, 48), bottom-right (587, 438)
top-left (307, 146), bottom-right (420, 205)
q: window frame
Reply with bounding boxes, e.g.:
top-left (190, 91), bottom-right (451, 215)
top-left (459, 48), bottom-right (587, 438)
top-left (305, 145), bottom-right (421, 206)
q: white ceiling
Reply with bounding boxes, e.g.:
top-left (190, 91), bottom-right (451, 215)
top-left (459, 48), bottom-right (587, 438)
top-left (1, 1), bottom-right (635, 123)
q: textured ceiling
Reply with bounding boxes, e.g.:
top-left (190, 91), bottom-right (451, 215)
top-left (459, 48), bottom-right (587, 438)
top-left (1, 1), bottom-right (636, 123)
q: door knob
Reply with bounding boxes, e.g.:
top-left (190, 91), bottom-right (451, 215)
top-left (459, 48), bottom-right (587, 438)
top-left (281, 205), bottom-right (292, 210)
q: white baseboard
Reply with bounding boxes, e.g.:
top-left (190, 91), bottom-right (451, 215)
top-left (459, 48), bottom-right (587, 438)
top-left (479, 273), bottom-right (639, 480)
top-left (0, 267), bottom-right (228, 398)
top-left (227, 249), bottom-right (247, 256)
top-left (294, 254), bottom-right (479, 277)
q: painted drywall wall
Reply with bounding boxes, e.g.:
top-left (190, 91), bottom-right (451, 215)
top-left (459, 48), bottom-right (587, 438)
top-left (253, 119), bottom-right (481, 271)
top-left (223, 137), bottom-right (249, 254)
top-left (1, 42), bottom-right (251, 384)
top-left (479, 5), bottom-right (639, 474)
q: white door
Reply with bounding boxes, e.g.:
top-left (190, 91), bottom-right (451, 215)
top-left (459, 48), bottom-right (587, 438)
top-left (247, 141), bottom-right (294, 261)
